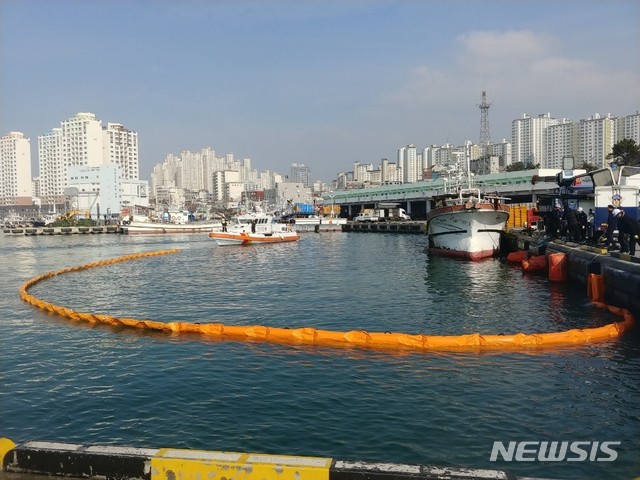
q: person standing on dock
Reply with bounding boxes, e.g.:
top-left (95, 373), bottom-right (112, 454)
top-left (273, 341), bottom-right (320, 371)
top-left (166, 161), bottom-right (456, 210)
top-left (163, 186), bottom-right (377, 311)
top-left (548, 204), bottom-right (562, 238)
top-left (564, 205), bottom-right (581, 242)
top-left (614, 209), bottom-right (640, 255)
top-left (577, 207), bottom-right (588, 240)
top-left (587, 209), bottom-right (595, 239)
top-left (604, 205), bottom-right (618, 249)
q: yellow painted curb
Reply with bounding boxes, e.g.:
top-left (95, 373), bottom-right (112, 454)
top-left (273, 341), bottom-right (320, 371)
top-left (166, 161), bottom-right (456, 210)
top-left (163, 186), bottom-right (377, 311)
top-left (151, 448), bottom-right (332, 480)
top-left (0, 438), bottom-right (16, 468)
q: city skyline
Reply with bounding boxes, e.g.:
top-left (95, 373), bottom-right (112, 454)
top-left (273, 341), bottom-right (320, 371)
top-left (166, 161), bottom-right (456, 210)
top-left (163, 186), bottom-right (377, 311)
top-left (1, 1), bottom-right (639, 184)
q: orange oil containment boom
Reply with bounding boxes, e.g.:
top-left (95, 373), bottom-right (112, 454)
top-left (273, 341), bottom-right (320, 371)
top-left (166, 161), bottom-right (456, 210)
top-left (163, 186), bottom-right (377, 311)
top-left (19, 250), bottom-right (635, 352)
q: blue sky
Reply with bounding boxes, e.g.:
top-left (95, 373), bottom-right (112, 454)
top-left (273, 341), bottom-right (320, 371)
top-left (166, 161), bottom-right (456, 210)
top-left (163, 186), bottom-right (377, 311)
top-left (1, 0), bottom-right (639, 183)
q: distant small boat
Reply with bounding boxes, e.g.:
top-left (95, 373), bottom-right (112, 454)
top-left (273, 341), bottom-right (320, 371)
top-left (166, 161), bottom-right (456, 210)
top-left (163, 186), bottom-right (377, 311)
top-left (209, 213), bottom-right (300, 245)
top-left (427, 188), bottom-right (510, 260)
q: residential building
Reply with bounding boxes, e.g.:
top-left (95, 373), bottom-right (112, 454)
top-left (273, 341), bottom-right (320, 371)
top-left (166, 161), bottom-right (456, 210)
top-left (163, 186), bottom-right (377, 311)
top-left (399, 144), bottom-right (421, 183)
top-left (37, 112), bottom-right (139, 204)
top-left (290, 163), bottom-right (311, 187)
top-left (0, 131), bottom-right (32, 206)
top-left (576, 114), bottom-right (615, 168)
top-left (103, 123), bottom-right (139, 179)
top-left (616, 112), bottom-right (640, 144)
top-left (511, 113), bottom-right (561, 167)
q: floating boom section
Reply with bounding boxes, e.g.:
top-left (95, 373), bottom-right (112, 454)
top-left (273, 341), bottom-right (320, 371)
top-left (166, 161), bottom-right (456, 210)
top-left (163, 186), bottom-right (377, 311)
top-left (19, 250), bottom-right (635, 352)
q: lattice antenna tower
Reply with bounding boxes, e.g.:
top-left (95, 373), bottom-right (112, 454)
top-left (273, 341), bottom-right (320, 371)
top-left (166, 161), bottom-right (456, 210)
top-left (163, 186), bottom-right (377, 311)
top-left (478, 90), bottom-right (492, 159)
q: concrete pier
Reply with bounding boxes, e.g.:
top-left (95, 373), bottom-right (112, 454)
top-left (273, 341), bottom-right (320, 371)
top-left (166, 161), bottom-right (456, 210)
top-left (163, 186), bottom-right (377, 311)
top-left (545, 241), bottom-right (640, 314)
top-left (2, 226), bottom-right (119, 236)
top-left (0, 439), bottom-right (554, 480)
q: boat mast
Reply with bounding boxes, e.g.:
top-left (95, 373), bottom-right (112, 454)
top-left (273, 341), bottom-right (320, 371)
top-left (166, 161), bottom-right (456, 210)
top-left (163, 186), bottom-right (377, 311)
top-left (465, 140), bottom-right (472, 189)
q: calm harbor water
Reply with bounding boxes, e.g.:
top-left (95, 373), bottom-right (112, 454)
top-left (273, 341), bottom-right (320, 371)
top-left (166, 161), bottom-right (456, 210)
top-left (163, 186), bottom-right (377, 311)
top-left (1, 232), bottom-right (639, 480)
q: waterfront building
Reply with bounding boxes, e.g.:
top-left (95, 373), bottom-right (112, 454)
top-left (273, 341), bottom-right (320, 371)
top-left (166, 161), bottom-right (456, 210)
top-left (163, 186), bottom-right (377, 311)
top-left (67, 164), bottom-right (122, 218)
top-left (37, 113), bottom-right (139, 205)
top-left (0, 131), bottom-right (32, 206)
top-left (121, 179), bottom-right (150, 213)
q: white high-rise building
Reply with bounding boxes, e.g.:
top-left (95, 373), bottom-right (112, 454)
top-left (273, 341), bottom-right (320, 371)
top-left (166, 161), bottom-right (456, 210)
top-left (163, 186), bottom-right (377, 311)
top-left (0, 131), bottom-right (32, 205)
top-left (544, 121), bottom-right (577, 169)
top-left (616, 112), bottom-right (640, 144)
top-left (400, 144), bottom-right (420, 183)
top-left (511, 113), bottom-right (561, 167)
top-left (38, 113), bottom-right (139, 204)
top-left (103, 123), bottom-right (139, 179)
top-left (577, 113), bottom-right (615, 168)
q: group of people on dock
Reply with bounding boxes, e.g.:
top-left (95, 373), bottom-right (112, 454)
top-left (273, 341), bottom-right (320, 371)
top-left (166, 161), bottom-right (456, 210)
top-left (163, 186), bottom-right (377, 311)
top-left (547, 204), bottom-right (593, 243)
top-left (546, 203), bottom-right (640, 255)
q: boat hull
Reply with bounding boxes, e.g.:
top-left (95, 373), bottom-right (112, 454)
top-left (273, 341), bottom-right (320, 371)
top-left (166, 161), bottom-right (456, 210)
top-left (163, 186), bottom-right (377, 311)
top-left (427, 204), bottom-right (509, 260)
top-left (121, 221), bottom-right (222, 234)
top-left (209, 231), bottom-right (301, 246)
top-left (291, 217), bottom-right (346, 233)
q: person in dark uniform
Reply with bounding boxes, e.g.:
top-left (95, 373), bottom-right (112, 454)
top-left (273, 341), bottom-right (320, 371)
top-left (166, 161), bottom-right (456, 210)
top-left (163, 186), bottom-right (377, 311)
top-left (604, 205), bottom-right (618, 249)
top-left (547, 204), bottom-right (562, 238)
top-left (576, 207), bottom-right (588, 240)
top-left (564, 206), bottom-right (581, 242)
top-left (614, 209), bottom-right (640, 255)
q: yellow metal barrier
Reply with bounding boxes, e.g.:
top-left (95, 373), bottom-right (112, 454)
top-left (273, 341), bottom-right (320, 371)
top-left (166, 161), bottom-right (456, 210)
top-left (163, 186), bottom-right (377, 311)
top-left (19, 250), bottom-right (635, 352)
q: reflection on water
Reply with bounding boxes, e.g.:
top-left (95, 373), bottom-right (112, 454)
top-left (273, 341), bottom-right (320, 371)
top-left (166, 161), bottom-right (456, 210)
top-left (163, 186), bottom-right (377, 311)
top-left (1, 232), bottom-right (639, 480)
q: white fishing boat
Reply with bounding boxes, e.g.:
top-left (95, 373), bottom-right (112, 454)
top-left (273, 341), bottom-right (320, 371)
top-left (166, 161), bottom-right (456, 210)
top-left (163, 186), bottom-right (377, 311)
top-left (426, 143), bottom-right (509, 260)
top-left (119, 213), bottom-right (222, 234)
top-left (427, 188), bottom-right (510, 260)
top-left (120, 220), bottom-right (223, 234)
top-left (280, 213), bottom-right (347, 232)
top-left (209, 213), bottom-right (300, 245)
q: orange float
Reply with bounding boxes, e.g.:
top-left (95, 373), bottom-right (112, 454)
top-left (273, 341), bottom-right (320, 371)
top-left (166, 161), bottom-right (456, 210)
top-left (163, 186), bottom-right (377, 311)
top-left (548, 252), bottom-right (568, 282)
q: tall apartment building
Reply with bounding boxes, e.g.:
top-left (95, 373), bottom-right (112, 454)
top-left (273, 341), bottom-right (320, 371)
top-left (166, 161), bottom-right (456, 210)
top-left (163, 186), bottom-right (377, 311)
top-left (37, 113), bottom-right (139, 204)
top-left (290, 163), bottom-right (310, 187)
top-left (543, 113), bottom-right (633, 169)
top-left (511, 113), bottom-right (561, 167)
top-left (577, 114), bottom-right (615, 168)
top-left (616, 112), bottom-right (640, 144)
top-left (399, 144), bottom-right (422, 183)
top-left (0, 131), bottom-right (32, 206)
top-left (103, 123), bottom-right (139, 179)
top-left (544, 122), bottom-right (578, 169)
top-left (380, 158), bottom-right (402, 183)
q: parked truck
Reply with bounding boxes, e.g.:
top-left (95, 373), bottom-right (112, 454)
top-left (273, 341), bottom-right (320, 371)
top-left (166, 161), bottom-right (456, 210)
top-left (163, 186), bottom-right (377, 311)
top-left (379, 206), bottom-right (411, 221)
top-left (354, 209), bottom-right (380, 222)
